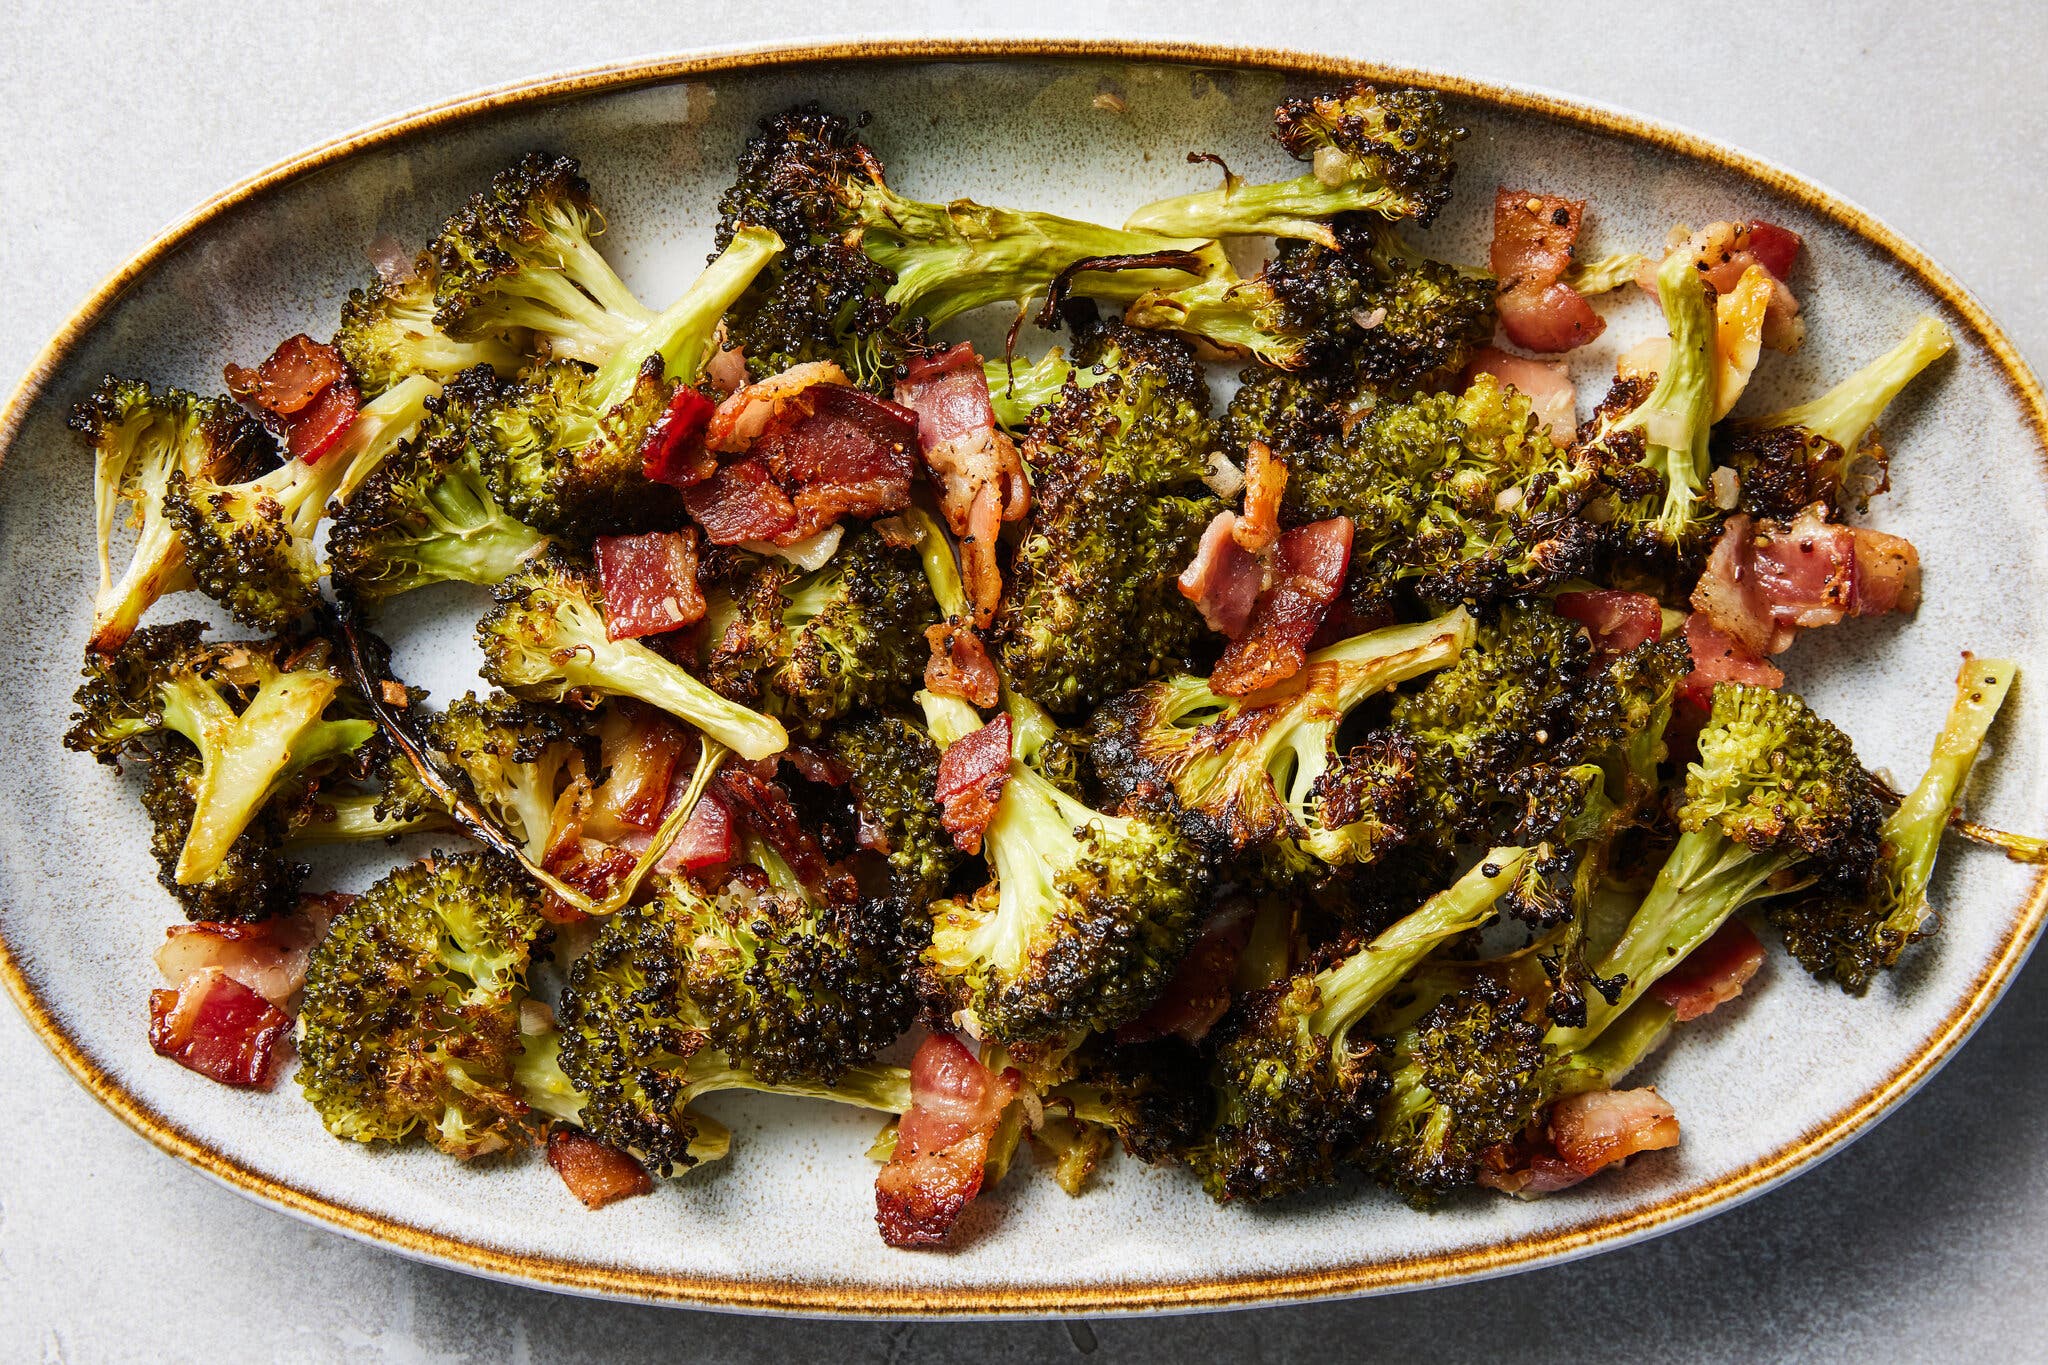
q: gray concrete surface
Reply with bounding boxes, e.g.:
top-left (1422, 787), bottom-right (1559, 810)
top-left (3, 2), bottom-right (2043, 1359)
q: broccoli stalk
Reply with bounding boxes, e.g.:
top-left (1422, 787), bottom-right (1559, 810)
top-left (327, 438), bottom-right (551, 604)
top-left (168, 375), bottom-right (441, 629)
top-left (1769, 655), bottom-right (2017, 989)
top-left (920, 688), bottom-right (1211, 1043)
top-left (477, 546), bottom-right (787, 761)
top-left (1190, 848), bottom-right (1531, 1201)
top-left (1721, 315), bottom-right (1954, 519)
top-left (1091, 609), bottom-right (1475, 874)
top-left (71, 379), bottom-right (265, 654)
top-left (981, 350), bottom-right (1106, 428)
top-left (1125, 83), bottom-right (1463, 242)
top-left (1583, 249), bottom-right (1716, 549)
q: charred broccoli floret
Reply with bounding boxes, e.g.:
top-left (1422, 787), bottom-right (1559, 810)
top-left (1217, 365), bottom-right (1354, 460)
top-left (920, 689), bottom-right (1212, 1042)
top-left (705, 526), bottom-right (937, 735)
top-left (1580, 249), bottom-right (1717, 553)
top-left (713, 104), bottom-right (1224, 386)
top-left (165, 376), bottom-right (440, 629)
top-left (70, 378), bottom-right (267, 654)
top-left (1091, 611), bottom-right (1474, 881)
top-left (417, 692), bottom-right (595, 859)
top-left (65, 623), bottom-right (375, 887)
top-left (477, 545), bottom-right (787, 761)
top-left (327, 425), bottom-right (550, 604)
top-left (296, 852), bottom-right (550, 1157)
top-left (1284, 374), bottom-right (1601, 613)
top-left (1126, 81), bottom-right (1463, 241)
top-left (995, 326), bottom-right (1224, 714)
top-left (982, 349), bottom-right (1105, 428)
top-left (829, 713), bottom-right (961, 905)
top-left (427, 153), bottom-right (654, 367)
top-left (138, 747), bottom-right (307, 921)
top-left (334, 264), bottom-right (524, 399)
top-left (1128, 222), bottom-right (1493, 382)
top-left (555, 892), bottom-right (912, 1174)
top-left (1047, 1035), bottom-right (1211, 1170)
top-left (459, 226), bottom-right (781, 538)
top-left (1769, 656), bottom-right (2014, 990)
top-left (1718, 315), bottom-right (1953, 521)
top-left (1189, 849), bottom-right (1530, 1202)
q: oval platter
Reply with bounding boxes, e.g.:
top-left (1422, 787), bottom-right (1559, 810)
top-left (2, 40), bottom-right (2044, 1316)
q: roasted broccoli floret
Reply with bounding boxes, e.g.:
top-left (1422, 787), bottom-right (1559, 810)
top-left (1718, 315), bottom-right (1953, 521)
top-left (704, 526), bottom-right (937, 735)
top-left (458, 225), bottom-right (780, 538)
top-left (327, 427), bottom-right (550, 605)
top-left (555, 891), bottom-right (912, 1174)
top-left (919, 689), bottom-right (1212, 1042)
top-left (65, 623), bottom-right (375, 887)
top-left (70, 378), bottom-right (268, 654)
top-left (415, 691), bottom-right (594, 859)
top-left (1091, 610), bottom-right (1474, 881)
top-left (1188, 849), bottom-right (1530, 1202)
top-left (1128, 222), bottom-right (1493, 383)
top-left (1046, 1035), bottom-right (1211, 1171)
top-left (476, 545), bottom-right (788, 761)
top-left (667, 828), bottom-right (920, 1084)
top-left (1126, 82), bottom-right (1463, 241)
top-left (1217, 365), bottom-right (1354, 460)
top-left (995, 325), bottom-right (1225, 714)
top-left (712, 104), bottom-right (1224, 387)
top-left (138, 748), bottom-right (307, 921)
top-left (296, 852), bottom-right (550, 1157)
top-left (1285, 374), bottom-right (1603, 614)
top-left (829, 713), bottom-right (961, 905)
top-left (1769, 656), bottom-right (2015, 990)
top-left (334, 263), bottom-right (525, 399)
top-left (427, 153), bottom-right (654, 367)
top-left (165, 375), bottom-right (440, 629)
top-left (1579, 249), bottom-right (1717, 553)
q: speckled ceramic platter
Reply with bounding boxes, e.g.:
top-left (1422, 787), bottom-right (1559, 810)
top-left (2, 40), bottom-right (2044, 1317)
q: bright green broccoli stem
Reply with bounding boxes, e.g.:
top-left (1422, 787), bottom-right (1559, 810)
top-left (1124, 275), bottom-right (1304, 368)
top-left (1309, 848), bottom-right (1531, 1058)
top-left (293, 792), bottom-right (453, 843)
top-left (854, 184), bottom-right (1228, 324)
top-left (1608, 250), bottom-right (1715, 545)
top-left (1549, 996), bottom-right (1676, 1099)
top-left (1548, 829), bottom-right (1797, 1057)
top-left (1560, 253), bottom-right (1649, 296)
top-left (918, 688), bottom-right (984, 749)
top-left (902, 505), bottom-right (971, 620)
top-left (1124, 171), bottom-right (1413, 244)
top-left (983, 350), bottom-right (1105, 428)
top-left (1752, 315), bottom-right (1953, 451)
top-left (564, 225), bottom-right (784, 446)
top-left (679, 1055), bottom-right (913, 1119)
top-left (1878, 656), bottom-right (2016, 941)
top-left (160, 668), bottom-right (374, 884)
top-left (403, 472), bottom-right (551, 588)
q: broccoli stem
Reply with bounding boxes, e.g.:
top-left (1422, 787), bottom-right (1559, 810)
top-left (982, 351), bottom-right (1103, 428)
top-left (512, 1025), bottom-right (587, 1125)
top-left (1307, 846), bottom-right (1531, 1046)
top-left (681, 1057), bottom-right (913, 1116)
top-left (1550, 997), bottom-right (1676, 1098)
top-left (1124, 276), bottom-right (1302, 368)
top-left (293, 793), bottom-right (452, 843)
top-left (1124, 173), bottom-right (1411, 244)
top-left (319, 375), bottom-right (444, 515)
top-left (1879, 656), bottom-right (2017, 940)
top-left (1628, 250), bottom-right (1716, 544)
top-left (855, 185), bottom-right (1227, 324)
top-left (917, 689), bottom-right (984, 748)
top-left (563, 634), bottom-right (785, 762)
top-left (1307, 607), bottom-right (1478, 713)
top-left (401, 470), bottom-right (552, 586)
top-left (902, 504), bottom-right (971, 620)
top-left (1754, 315), bottom-right (1953, 451)
top-left (588, 740), bottom-right (727, 913)
top-left (580, 225), bottom-right (783, 420)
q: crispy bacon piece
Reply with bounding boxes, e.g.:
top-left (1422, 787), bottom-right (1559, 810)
top-left (900, 344), bottom-right (1030, 626)
top-left (153, 895), bottom-right (344, 1008)
top-left (654, 789), bottom-right (735, 874)
top-left (935, 714), bottom-right (1012, 856)
top-left (1233, 441), bottom-right (1287, 554)
top-left (707, 360), bottom-right (850, 452)
top-left (754, 384), bottom-right (921, 544)
top-left (1547, 1087), bottom-right (1681, 1176)
top-left (1653, 919), bottom-right (1766, 1021)
top-left (595, 530), bottom-right (706, 641)
top-left (1465, 345), bottom-right (1577, 440)
top-left (1211, 517), bottom-right (1354, 696)
top-left (640, 386), bottom-right (719, 488)
top-left (547, 1129), bottom-right (654, 1209)
top-left (1693, 506), bottom-right (1919, 668)
top-left (1641, 220), bottom-right (1804, 350)
top-left (225, 334), bottom-right (360, 464)
top-left (680, 460), bottom-right (798, 545)
top-left (148, 969), bottom-right (291, 1088)
top-left (876, 1033), bottom-right (1021, 1249)
top-left (1747, 505), bottom-right (1860, 631)
top-left (1680, 612), bottom-right (1786, 710)
top-left (1491, 190), bottom-right (1605, 353)
top-left (1115, 912), bottom-right (1252, 1046)
top-left (924, 621), bottom-right (1000, 708)
top-left (1556, 590), bottom-right (1662, 656)
top-left (1692, 513), bottom-right (1794, 658)
top-left (1178, 511), bottom-right (1265, 640)
top-left (1850, 525), bottom-right (1922, 616)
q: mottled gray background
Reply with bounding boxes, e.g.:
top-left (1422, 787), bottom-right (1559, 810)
top-left (4, 2), bottom-right (2044, 1360)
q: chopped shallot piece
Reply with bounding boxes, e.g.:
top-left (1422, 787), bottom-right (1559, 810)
top-left (876, 1033), bottom-right (1021, 1248)
top-left (707, 360), bottom-right (850, 452)
top-left (935, 715), bottom-right (1012, 856)
top-left (1653, 919), bottom-right (1766, 1021)
top-left (595, 530), bottom-right (705, 640)
top-left (584, 705), bottom-right (690, 836)
top-left (148, 969), bottom-right (291, 1088)
top-left (547, 1129), bottom-right (654, 1209)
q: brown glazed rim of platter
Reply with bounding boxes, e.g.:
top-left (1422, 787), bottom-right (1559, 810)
top-left (1, 38), bottom-right (2043, 1317)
